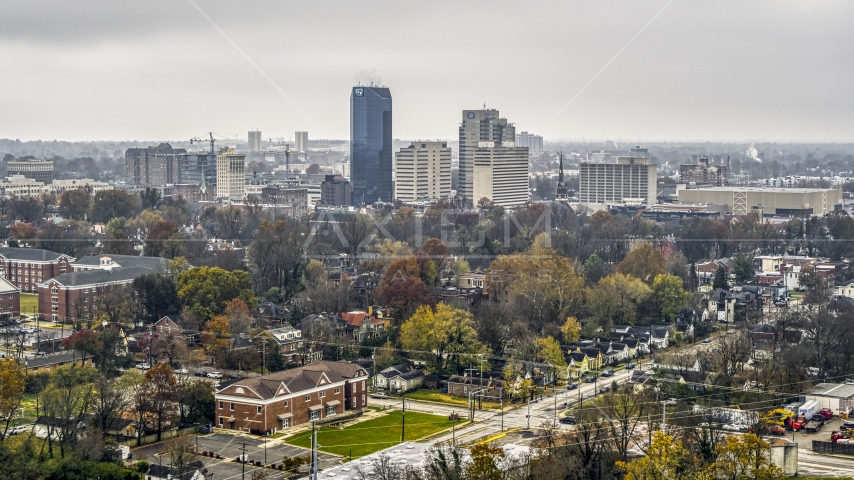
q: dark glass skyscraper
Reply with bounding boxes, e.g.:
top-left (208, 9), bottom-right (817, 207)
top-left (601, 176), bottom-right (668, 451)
top-left (350, 86), bottom-right (392, 205)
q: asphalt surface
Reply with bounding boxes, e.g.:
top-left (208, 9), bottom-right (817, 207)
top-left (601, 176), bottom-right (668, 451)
top-left (133, 433), bottom-right (340, 480)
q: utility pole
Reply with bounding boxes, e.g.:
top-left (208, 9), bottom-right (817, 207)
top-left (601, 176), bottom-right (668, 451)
top-left (662, 401), bottom-right (667, 433)
top-left (312, 422), bottom-right (319, 480)
top-left (238, 442), bottom-right (248, 480)
top-left (261, 341), bottom-right (266, 375)
top-left (264, 432), bottom-right (267, 466)
top-left (500, 398), bottom-right (504, 431)
top-left (401, 397), bottom-right (406, 442)
top-left (527, 398), bottom-right (531, 429)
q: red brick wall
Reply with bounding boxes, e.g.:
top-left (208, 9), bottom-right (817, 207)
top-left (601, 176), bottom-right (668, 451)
top-left (0, 256), bottom-right (70, 292)
top-left (216, 383), bottom-right (347, 434)
top-left (0, 291), bottom-right (20, 318)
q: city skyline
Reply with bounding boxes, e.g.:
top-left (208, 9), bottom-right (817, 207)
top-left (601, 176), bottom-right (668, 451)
top-left (0, 1), bottom-right (852, 142)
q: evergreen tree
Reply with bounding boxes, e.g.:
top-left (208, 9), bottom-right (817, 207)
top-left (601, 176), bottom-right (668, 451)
top-left (267, 343), bottom-right (286, 372)
top-left (712, 264), bottom-right (729, 290)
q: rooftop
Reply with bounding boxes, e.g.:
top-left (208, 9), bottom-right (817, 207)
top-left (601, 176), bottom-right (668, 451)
top-left (686, 186), bottom-right (839, 193)
top-left (803, 383), bottom-right (854, 399)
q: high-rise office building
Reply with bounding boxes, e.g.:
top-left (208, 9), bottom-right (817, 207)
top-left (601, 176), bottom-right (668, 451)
top-left (578, 147), bottom-right (656, 211)
top-left (6, 159), bottom-right (54, 184)
top-left (515, 131), bottom-right (544, 155)
top-left (350, 86), bottom-right (392, 205)
top-left (125, 143), bottom-right (186, 185)
top-left (295, 131), bottom-right (309, 152)
top-left (216, 147), bottom-right (246, 201)
top-left (680, 156), bottom-right (728, 187)
top-left (248, 131), bottom-right (262, 153)
top-left (320, 174), bottom-right (352, 206)
top-left (179, 152), bottom-right (217, 188)
top-left (458, 109), bottom-right (528, 207)
top-left (394, 141), bottom-right (452, 202)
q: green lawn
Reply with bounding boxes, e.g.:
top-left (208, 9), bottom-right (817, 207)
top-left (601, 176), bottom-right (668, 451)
top-left (403, 390), bottom-right (501, 410)
top-left (20, 293), bottom-right (38, 318)
top-left (16, 393), bottom-right (38, 425)
top-left (286, 411), bottom-right (464, 458)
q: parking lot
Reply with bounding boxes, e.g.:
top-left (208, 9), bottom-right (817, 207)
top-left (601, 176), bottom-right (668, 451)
top-left (133, 433), bottom-right (340, 479)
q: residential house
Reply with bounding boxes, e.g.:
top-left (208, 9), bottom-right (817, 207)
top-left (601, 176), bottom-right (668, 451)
top-left (214, 361), bottom-right (369, 433)
top-left (256, 302), bottom-right (290, 325)
top-left (339, 310), bottom-right (385, 343)
top-left (447, 375), bottom-right (504, 400)
top-left (154, 315), bottom-right (182, 335)
top-left (457, 272), bottom-right (487, 290)
top-left (566, 351), bottom-right (589, 379)
top-left (650, 328), bottom-right (670, 349)
top-left (266, 325), bottom-right (307, 364)
top-left (578, 347), bottom-right (604, 371)
top-left (92, 322), bottom-right (130, 356)
top-left (375, 364), bottom-right (425, 393)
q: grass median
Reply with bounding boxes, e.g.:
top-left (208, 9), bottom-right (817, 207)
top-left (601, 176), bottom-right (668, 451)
top-left (285, 410), bottom-right (465, 458)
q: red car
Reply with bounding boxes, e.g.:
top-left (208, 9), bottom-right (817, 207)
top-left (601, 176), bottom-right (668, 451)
top-left (818, 408), bottom-right (833, 420)
top-left (769, 425), bottom-right (786, 436)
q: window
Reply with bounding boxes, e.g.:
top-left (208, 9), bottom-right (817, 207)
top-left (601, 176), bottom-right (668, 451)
top-left (326, 405), bottom-right (336, 416)
top-left (257, 406), bottom-right (262, 414)
top-left (334, 388), bottom-right (340, 394)
top-left (305, 395), bottom-right (311, 401)
top-left (51, 287), bottom-right (58, 295)
top-left (84, 288), bottom-right (88, 293)
top-left (219, 417), bottom-right (223, 425)
top-left (352, 398), bottom-right (356, 407)
top-left (282, 418), bottom-right (289, 428)
top-left (218, 402), bottom-right (223, 409)
top-left (319, 391), bottom-right (325, 398)
top-left (52, 314), bottom-right (57, 322)
top-left (229, 403), bottom-right (235, 411)
top-left (51, 297), bottom-right (58, 303)
top-left (362, 381), bottom-right (366, 389)
top-left (51, 306), bottom-right (58, 312)
top-left (361, 395), bottom-right (365, 404)
top-left (309, 410), bottom-right (318, 421)
top-left (283, 401), bottom-right (288, 407)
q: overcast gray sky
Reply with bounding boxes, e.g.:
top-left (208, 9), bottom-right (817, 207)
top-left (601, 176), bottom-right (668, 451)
top-left (1, 0), bottom-right (852, 143)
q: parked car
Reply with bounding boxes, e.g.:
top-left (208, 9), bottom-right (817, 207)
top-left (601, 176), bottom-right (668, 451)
top-left (175, 368), bottom-right (189, 374)
top-left (584, 376), bottom-right (596, 383)
top-left (135, 363), bottom-right (151, 370)
top-left (626, 363), bottom-right (636, 370)
top-left (818, 408), bottom-right (834, 420)
top-left (703, 338), bottom-right (712, 343)
top-left (207, 371), bottom-right (223, 379)
top-left (194, 370), bottom-right (207, 377)
top-left (370, 392), bottom-right (389, 399)
top-left (602, 369), bottom-right (615, 377)
top-left (229, 374), bottom-right (242, 380)
top-left (8, 425), bottom-right (29, 435)
top-left (600, 385), bottom-right (611, 393)
top-left (559, 415), bottom-right (577, 425)
top-left (663, 398), bottom-right (678, 406)
top-left (566, 383), bottom-right (579, 390)
top-left (769, 425), bottom-right (786, 436)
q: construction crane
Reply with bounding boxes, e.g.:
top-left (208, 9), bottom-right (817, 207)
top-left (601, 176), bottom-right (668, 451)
top-left (190, 132), bottom-right (217, 154)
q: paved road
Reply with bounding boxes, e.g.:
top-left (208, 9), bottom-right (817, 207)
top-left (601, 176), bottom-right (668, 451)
top-left (427, 368), bottom-right (635, 446)
top-left (797, 447), bottom-right (854, 477)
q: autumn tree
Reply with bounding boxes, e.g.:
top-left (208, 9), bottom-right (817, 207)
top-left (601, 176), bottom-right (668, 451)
top-left (465, 444), bottom-right (505, 480)
top-left (143, 221), bottom-right (184, 258)
top-left (91, 189), bottom-right (141, 223)
top-left (400, 304), bottom-right (486, 376)
top-left (586, 273), bottom-right (652, 331)
top-left (560, 316), bottom-right (581, 344)
top-left (536, 336), bottom-right (567, 382)
top-left (615, 243), bottom-right (665, 284)
top-left (0, 358), bottom-right (25, 441)
top-left (144, 364), bottom-right (179, 441)
top-left (247, 219), bottom-right (307, 295)
top-left (616, 431), bottom-right (687, 480)
top-left (702, 433), bottom-right (783, 480)
top-left (58, 188), bottom-right (91, 220)
top-left (651, 274), bottom-right (691, 321)
top-left (177, 266), bottom-right (256, 324)
top-left (491, 243), bottom-right (584, 332)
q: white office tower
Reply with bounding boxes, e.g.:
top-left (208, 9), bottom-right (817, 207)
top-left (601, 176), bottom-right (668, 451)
top-left (578, 147), bottom-right (656, 211)
top-left (295, 131), bottom-right (309, 152)
top-left (248, 131), bottom-right (262, 153)
top-left (395, 141), bottom-right (452, 202)
top-left (458, 109), bottom-right (529, 207)
top-left (216, 147), bottom-right (246, 201)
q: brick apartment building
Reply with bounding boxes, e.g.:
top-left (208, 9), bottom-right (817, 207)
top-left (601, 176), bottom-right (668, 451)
top-left (0, 247), bottom-right (74, 292)
top-left (37, 255), bottom-right (168, 323)
top-left (0, 278), bottom-right (21, 318)
top-left (214, 361), bottom-right (369, 434)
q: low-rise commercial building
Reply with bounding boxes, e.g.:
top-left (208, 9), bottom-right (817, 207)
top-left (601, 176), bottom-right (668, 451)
top-left (214, 361), bottom-right (369, 434)
top-left (677, 187), bottom-right (842, 216)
